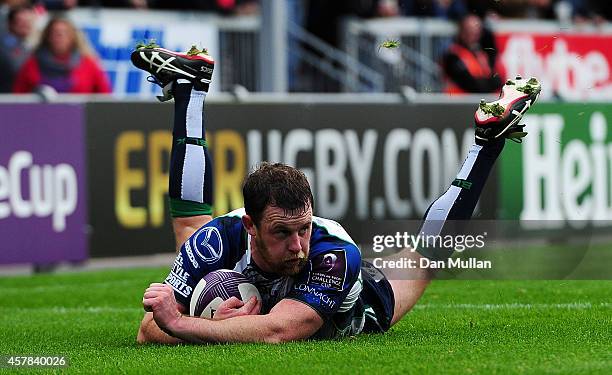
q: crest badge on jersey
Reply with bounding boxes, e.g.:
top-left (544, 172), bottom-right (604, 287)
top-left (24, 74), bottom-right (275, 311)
top-left (192, 226), bottom-right (224, 264)
top-left (308, 249), bottom-right (347, 291)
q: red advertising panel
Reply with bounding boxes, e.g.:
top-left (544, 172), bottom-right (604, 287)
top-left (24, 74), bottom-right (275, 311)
top-left (496, 33), bottom-right (612, 100)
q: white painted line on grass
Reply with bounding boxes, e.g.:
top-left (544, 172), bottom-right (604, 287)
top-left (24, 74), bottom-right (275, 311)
top-left (1, 303), bottom-right (609, 315)
top-left (1, 280), bottom-right (150, 293)
top-left (0, 306), bottom-right (141, 314)
top-left (415, 302), bottom-right (611, 310)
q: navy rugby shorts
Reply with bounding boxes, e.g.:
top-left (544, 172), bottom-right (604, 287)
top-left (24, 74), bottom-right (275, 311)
top-left (360, 260), bottom-right (395, 333)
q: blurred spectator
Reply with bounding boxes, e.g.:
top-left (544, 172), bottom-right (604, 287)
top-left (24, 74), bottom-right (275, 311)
top-left (1, 0), bottom-right (30, 32)
top-left (0, 6), bottom-right (35, 92)
top-left (442, 14), bottom-right (503, 94)
top-left (377, 0), bottom-right (401, 17)
top-left (13, 17), bottom-right (112, 94)
top-left (401, 0), bottom-right (468, 20)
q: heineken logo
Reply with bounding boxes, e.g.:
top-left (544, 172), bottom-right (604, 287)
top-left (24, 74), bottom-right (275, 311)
top-left (519, 111), bottom-right (612, 228)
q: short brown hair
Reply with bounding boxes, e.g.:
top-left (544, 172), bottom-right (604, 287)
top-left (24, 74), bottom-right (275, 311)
top-left (243, 162), bottom-right (314, 226)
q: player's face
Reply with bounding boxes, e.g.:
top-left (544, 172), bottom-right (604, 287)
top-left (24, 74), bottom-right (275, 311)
top-left (253, 204), bottom-right (312, 276)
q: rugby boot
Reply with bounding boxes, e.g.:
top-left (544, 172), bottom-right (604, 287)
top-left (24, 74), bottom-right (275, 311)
top-left (131, 42), bottom-right (214, 101)
top-left (474, 76), bottom-right (542, 143)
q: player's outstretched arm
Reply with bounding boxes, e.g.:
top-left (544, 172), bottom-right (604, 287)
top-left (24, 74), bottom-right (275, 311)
top-left (142, 284), bottom-right (323, 344)
top-left (137, 294), bottom-right (261, 344)
top-left (171, 299), bottom-right (323, 344)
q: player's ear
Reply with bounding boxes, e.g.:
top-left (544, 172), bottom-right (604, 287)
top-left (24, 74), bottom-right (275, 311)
top-left (242, 214), bottom-right (257, 237)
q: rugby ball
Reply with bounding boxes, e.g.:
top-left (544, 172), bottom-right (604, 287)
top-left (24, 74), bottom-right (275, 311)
top-left (189, 269), bottom-right (261, 318)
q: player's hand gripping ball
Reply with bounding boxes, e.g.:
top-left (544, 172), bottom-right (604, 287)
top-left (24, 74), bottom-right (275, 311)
top-left (189, 269), bottom-right (261, 319)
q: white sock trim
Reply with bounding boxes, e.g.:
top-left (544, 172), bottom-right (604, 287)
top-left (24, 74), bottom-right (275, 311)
top-left (185, 88), bottom-right (206, 138)
top-left (175, 84), bottom-right (208, 203)
top-left (181, 144), bottom-right (205, 203)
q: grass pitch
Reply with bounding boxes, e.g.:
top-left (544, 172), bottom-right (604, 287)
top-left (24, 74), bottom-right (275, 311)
top-left (0, 267), bottom-right (610, 374)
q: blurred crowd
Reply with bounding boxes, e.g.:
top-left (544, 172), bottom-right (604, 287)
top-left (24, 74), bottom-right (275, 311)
top-left (302, 0), bottom-right (612, 23)
top-left (0, 0), bottom-right (261, 14)
top-left (404, 1), bottom-right (612, 24)
top-left (0, 0), bottom-right (611, 95)
top-left (2, 0), bottom-right (610, 25)
top-left (0, 1), bottom-right (112, 94)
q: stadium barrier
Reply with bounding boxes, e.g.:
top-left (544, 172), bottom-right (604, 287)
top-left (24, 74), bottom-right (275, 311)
top-left (1, 99), bottom-right (611, 262)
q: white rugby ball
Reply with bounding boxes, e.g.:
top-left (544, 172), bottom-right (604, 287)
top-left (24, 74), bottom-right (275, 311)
top-left (189, 269), bottom-right (261, 319)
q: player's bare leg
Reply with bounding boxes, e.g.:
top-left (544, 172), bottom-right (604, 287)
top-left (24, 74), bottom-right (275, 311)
top-left (386, 76), bottom-right (542, 325)
top-left (385, 250), bottom-right (431, 325)
top-left (131, 43), bottom-right (216, 250)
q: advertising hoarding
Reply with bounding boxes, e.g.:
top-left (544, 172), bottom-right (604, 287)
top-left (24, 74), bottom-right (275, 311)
top-left (0, 104), bottom-right (87, 264)
top-left (86, 101), bottom-right (487, 255)
top-left (497, 33), bottom-right (612, 100)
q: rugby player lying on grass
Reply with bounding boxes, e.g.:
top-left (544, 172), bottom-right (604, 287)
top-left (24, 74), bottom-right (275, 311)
top-left (132, 43), bottom-right (541, 344)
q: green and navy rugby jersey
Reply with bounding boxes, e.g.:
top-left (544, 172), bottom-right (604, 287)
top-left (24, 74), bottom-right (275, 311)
top-left (164, 208), bottom-right (365, 339)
